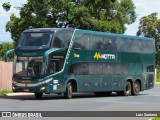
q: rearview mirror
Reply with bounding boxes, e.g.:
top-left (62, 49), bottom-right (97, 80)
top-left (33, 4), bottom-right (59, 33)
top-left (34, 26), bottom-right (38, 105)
top-left (73, 46), bottom-right (81, 51)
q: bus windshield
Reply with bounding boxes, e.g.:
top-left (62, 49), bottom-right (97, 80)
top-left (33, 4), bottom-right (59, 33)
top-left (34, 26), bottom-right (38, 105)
top-left (14, 56), bottom-right (46, 78)
top-left (19, 32), bottom-right (53, 47)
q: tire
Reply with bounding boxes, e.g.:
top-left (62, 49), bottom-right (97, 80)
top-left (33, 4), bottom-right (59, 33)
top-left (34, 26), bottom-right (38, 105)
top-left (64, 82), bottom-right (73, 99)
top-left (94, 92), bottom-right (105, 96)
top-left (35, 93), bottom-right (43, 98)
top-left (117, 81), bottom-right (132, 96)
top-left (94, 92), bottom-right (112, 96)
top-left (132, 81), bottom-right (140, 95)
top-left (58, 93), bottom-right (62, 95)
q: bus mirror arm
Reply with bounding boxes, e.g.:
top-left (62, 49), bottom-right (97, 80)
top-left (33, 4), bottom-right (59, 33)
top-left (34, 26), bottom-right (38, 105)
top-left (4, 49), bottom-right (14, 62)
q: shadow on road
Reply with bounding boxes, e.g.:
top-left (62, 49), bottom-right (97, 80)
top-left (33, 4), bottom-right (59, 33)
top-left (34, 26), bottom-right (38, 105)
top-left (0, 92), bottom-right (149, 101)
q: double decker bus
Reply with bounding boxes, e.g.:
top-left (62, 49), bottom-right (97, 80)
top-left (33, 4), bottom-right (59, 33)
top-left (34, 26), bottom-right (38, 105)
top-left (5, 28), bottom-right (155, 99)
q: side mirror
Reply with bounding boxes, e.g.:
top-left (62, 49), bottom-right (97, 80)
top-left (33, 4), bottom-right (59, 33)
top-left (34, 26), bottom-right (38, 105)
top-left (73, 47), bottom-right (81, 51)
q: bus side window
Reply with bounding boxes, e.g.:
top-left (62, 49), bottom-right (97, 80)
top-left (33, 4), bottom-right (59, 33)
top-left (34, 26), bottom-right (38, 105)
top-left (49, 60), bottom-right (60, 74)
top-left (89, 63), bottom-right (101, 75)
top-left (74, 33), bottom-right (89, 49)
top-left (110, 37), bottom-right (117, 50)
top-left (117, 37), bottom-right (129, 52)
top-left (102, 63), bottom-right (114, 75)
top-left (68, 63), bottom-right (89, 75)
top-left (89, 34), bottom-right (103, 50)
top-left (53, 37), bottom-right (65, 48)
top-left (53, 31), bottom-right (73, 48)
top-left (148, 41), bottom-right (155, 53)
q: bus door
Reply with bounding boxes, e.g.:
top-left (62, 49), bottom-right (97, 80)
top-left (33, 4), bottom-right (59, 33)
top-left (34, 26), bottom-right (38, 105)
top-left (49, 51), bottom-right (66, 75)
top-left (146, 65), bottom-right (154, 88)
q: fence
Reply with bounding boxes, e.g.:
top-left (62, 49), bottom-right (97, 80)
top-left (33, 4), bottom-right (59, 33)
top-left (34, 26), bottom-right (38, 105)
top-left (0, 61), bottom-right (13, 90)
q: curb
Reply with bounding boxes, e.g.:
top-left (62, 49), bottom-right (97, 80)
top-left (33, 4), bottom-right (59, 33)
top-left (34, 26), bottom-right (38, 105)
top-left (155, 82), bottom-right (160, 84)
top-left (5, 93), bottom-right (34, 96)
top-left (0, 94), bottom-right (5, 97)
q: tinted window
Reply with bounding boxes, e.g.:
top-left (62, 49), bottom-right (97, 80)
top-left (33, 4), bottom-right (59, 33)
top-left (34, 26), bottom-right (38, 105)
top-left (114, 64), bottom-right (128, 75)
top-left (147, 65), bottom-right (154, 72)
top-left (68, 62), bottom-right (128, 75)
top-left (74, 33), bottom-right (89, 49)
top-left (148, 41), bottom-right (155, 53)
top-left (116, 37), bottom-right (129, 52)
top-left (53, 30), bottom-right (73, 48)
top-left (49, 51), bottom-right (66, 74)
top-left (102, 63), bottom-right (114, 75)
top-left (102, 36), bottom-right (117, 50)
top-left (89, 63), bottom-right (102, 75)
top-left (20, 33), bottom-right (52, 47)
top-left (68, 63), bottom-right (89, 75)
top-left (89, 35), bottom-right (103, 50)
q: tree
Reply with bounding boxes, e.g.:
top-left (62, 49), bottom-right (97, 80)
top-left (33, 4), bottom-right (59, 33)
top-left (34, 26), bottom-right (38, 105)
top-left (6, 0), bottom-right (136, 46)
top-left (137, 13), bottom-right (160, 65)
top-left (0, 42), bottom-right (14, 61)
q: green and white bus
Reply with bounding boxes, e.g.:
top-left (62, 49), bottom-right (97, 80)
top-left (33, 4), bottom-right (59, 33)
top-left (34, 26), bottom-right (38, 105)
top-left (5, 28), bottom-right (155, 99)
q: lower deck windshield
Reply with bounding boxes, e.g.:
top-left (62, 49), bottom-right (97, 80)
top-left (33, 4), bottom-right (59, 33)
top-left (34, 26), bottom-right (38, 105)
top-left (14, 56), bottom-right (45, 78)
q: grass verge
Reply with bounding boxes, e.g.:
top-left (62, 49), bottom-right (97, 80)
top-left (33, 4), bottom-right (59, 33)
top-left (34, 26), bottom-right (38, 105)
top-left (0, 90), bottom-right (13, 95)
top-left (152, 117), bottom-right (160, 120)
top-left (156, 77), bottom-right (160, 82)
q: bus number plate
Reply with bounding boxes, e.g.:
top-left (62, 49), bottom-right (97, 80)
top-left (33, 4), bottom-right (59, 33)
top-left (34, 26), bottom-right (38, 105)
top-left (23, 89), bottom-right (29, 92)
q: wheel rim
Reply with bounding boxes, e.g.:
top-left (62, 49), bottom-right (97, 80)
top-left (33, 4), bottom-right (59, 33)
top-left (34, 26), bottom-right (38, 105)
top-left (68, 84), bottom-right (72, 97)
top-left (126, 82), bottom-right (131, 94)
top-left (134, 82), bottom-right (140, 94)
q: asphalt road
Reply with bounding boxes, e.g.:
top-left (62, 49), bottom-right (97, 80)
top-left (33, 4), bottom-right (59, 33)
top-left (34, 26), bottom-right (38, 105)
top-left (0, 84), bottom-right (160, 120)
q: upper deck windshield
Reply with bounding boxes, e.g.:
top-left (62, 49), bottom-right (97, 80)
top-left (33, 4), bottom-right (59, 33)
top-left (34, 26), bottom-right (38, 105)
top-left (18, 32), bottom-right (53, 48)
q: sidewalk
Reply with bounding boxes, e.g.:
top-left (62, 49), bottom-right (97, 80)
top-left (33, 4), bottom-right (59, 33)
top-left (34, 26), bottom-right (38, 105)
top-left (5, 93), bottom-right (34, 96)
top-left (155, 82), bottom-right (160, 84)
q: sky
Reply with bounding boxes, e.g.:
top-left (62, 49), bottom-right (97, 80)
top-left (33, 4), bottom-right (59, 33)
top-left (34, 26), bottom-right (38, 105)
top-left (0, 0), bottom-right (160, 43)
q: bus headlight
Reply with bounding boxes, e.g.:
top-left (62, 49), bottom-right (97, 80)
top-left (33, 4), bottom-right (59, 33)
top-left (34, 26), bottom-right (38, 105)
top-left (40, 87), bottom-right (46, 91)
top-left (12, 86), bottom-right (15, 90)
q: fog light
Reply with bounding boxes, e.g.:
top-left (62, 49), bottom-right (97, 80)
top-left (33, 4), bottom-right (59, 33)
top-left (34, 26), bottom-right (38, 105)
top-left (40, 87), bottom-right (46, 91)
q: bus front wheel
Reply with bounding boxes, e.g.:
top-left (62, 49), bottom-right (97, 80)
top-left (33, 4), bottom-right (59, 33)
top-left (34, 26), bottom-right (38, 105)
top-left (132, 81), bottom-right (140, 95)
top-left (64, 82), bottom-right (73, 99)
top-left (34, 93), bottom-right (43, 98)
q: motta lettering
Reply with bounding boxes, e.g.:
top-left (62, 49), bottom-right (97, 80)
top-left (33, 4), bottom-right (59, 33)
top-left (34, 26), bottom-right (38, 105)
top-left (94, 52), bottom-right (115, 60)
top-left (101, 54), bottom-right (115, 59)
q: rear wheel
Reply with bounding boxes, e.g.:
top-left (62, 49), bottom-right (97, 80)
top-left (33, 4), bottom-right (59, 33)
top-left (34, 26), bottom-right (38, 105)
top-left (64, 82), bottom-right (73, 99)
top-left (34, 93), bottom-right (43, 98)
top-left (117, 81), bottom-right (131, 96)
top-left (132, 81), bottom-right (140, 95)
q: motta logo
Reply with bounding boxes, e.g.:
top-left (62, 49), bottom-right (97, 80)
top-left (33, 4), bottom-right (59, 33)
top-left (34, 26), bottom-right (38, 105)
top-left (73, 53), bottom-right (80, 58)
top-left (94, 52), bottom-right (116, 60)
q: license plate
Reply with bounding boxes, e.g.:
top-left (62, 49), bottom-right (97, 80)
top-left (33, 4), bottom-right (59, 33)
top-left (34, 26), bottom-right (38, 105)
top-left (23, 89), bottom-right (29, 92)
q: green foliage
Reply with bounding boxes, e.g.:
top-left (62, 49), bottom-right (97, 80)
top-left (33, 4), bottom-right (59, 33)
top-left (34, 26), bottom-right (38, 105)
top-left (137, 13), bottom-right (160, 65)
top-left (0, 90), bottom-right (12, 94)
top-left (6, 0), bottom-right (136, 46)
top-left (152, 117), bottom-right (160, 120)
top-left (0, 42), bottom-right (14, 61)
top-left (156, 72), bottom-right (160, 82)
